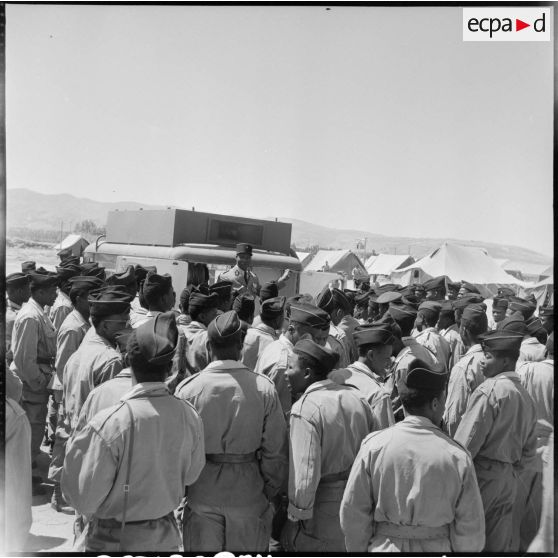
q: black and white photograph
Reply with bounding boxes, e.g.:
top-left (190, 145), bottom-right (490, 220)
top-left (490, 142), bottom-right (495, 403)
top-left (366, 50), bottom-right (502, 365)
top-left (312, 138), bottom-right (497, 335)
top-left (1, 2), bottom-right (554, 555)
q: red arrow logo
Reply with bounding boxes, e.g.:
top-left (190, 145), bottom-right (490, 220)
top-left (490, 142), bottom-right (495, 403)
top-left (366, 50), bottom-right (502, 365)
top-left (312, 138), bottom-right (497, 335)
top-left (516, 18), bottom-right (530, 31)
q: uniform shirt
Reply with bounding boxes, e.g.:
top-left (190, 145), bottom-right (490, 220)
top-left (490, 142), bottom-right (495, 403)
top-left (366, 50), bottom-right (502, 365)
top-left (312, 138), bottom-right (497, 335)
top-left (443, 344), bottom-right (485, 438)
top-left (329, 361), bottom-right (394, 430)
top-left (454, 371), bottom-right (538, 468)
top-left (74, 368), bottom-right (133, 432)
top-left (518, 337), bottom-right (547, 365)
top-left (129, 296), bottom-right (148, 328)
top-left (440, 324), bottom-right (466, 371)
top-left (63, 328), bottom-right (123, 431)
top-left (241, 322), bottom-right (278, 371)
top-left (218, 265), bottom-right (261, 297)
top-left (415, 327), bottom-right (451, 371)
top-left (176, 360), bottom-right (287, 506)
top-left (340, 415), bottom-right (485, 553)
top-left (254, 333), bottom-right (294, 414)
top-left (131, 309), bottom-right (161, 329)
top-left (516, 359), bottom-right (553, 427)
top-left (11, 298), bottom-right (57, 392)
top-left (62, 382), bottom-right (205, 521)
top-left (52, 309), bottom-right (90, 390)
top-left (5, 397), bottom-right (33, 550)
top-left (336, 315), bottom-right (361, 363)
top-left (5, 299), bottom-right (22, 365)
top-left (288, 379), bottom-right (373, 520)
top-left (178, 320), bottom-right (210, 373)
top-left (49, 291), bottom-right (73, 333)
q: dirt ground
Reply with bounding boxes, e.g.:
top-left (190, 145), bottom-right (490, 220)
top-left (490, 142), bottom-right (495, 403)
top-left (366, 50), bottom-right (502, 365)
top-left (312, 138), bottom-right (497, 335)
top-left (5, 246), bottom-right (60, 276)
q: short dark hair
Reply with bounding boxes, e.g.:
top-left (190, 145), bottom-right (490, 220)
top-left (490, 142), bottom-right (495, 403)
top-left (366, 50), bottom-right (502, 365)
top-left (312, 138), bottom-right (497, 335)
top-left (400, 386), bottom-right (444, 414)
top-left (69, 287), bottom-right (89, 306)
top-left (209, 341), bottom-right (240, 361)
top-left (534, 330), bottom-right (548, 345)
top-left (393, 315), bottom-right (415, 337)
top-left (358, 343), bottom-right (388, 357)
top-left (420, 311), bottom-right (439, 328)
top-left (488, 348), bottom-right (520, 362)
top-left (128, 337), bottom-right (171, 382)
top-left (90, 314), bottom-right (104, 330)
top-left (143, 283), bottom-right (172, 308)
top-left (297, 353), bottom-right (329, 378)
top-left (462, 315), bottom-right (488, 338)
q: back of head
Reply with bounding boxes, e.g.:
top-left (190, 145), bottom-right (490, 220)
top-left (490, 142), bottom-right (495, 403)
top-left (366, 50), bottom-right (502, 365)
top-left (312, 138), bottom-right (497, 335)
top-left (232, 293), bottom-right (255, 322)
top-left (207, 310), bottom-right (243, 359)
top-left (293, 338), bottom-right (339, 378)
top-left (397, 358), bottom-right (447, 414)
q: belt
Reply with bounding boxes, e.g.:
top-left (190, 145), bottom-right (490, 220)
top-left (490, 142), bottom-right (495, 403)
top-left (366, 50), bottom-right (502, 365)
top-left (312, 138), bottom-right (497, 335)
top-left (375, 522), bottom-right (450, 540)
top-left (96, 511), bottom-right (174, 528)
top-left (320, 468), bottom-right (351, 484)
top-left (37, 357), bottom-right (55, 366)
top-left (205, 452), bottom-right (257, 464)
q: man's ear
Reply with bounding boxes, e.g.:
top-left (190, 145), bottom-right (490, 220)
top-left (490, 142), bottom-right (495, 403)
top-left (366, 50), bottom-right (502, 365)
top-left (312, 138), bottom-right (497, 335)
top-left (366, 349), bottom-right (374, 362)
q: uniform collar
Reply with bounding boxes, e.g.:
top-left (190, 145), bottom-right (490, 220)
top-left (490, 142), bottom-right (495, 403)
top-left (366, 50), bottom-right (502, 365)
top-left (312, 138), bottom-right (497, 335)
top-left (204, 360), bottom-right (246, 372)
top-left (418, 326), bottom-right (437, 335)
top-left (401, 414), bottom-right (441, 431)
top-left (57, 291), bottom-right (72, 305)
top-left (252, 322), bottom-right (277, 336)
top-left (349, 361), bottom-right (382, 382)
top-left (7, 299), bottom-right (22, 311)
top-left (120, 382), bottom-right (169, 400)
top-left (71, 308), bottom-right (89, 327)
top-left (464, 343), bottom-right (483, 355)
top-left (304, 378), bottom-right (334, 394)
top-left (402, 336), bottom-right (419, 347)
top-left (279, 333), bottom-right (294, 350)
top-left (90, 329), bottom-right (117, 349)
top-left (189, 320), bottom-right (207, 331)
top-left (29, 297), bottom-right (47, 314)
top-left (493, 370), bottom-right (520, 381)
top-left (116, 367), bottom-right (133, 378)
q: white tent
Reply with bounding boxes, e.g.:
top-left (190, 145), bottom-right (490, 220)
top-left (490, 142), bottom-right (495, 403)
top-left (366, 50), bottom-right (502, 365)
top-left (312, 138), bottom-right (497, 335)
top-left (521, 275), bottom-right (554, 308)
top-left (365, 253), bottom-right (414, 277)
top-left (390, 243), bottom-right (522, 297)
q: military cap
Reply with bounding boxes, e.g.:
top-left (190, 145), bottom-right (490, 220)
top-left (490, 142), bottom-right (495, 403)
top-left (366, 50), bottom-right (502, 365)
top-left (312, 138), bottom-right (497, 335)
top-left (353, 323), bottom-right (395, 347)
top-left (59, 255), bottom-right (81, 267)
top-left (132, 311), bottom-right (178, 365)
top-left (497, 314), bottom-right (526, 336)
top-left (209, 280), bottom-right (233, 298)
top-left (461, 304), bottom-right (488, 330)
top-left (413, 284), bottom-right (426, 293)
top-left (232, 293), bottom-right (255, 319)
top-left (236, 243), bottom-right (253, 256)
top-left (107, 265), bottom-right (137, 287)
top-left (260, 281), bottom-right (279, 302)
top-left (418, 300), bottom-right (442, 313)
top-left (374, 283), bottom-right (399, 295)
top-left (401, 295), bottom-right (420, 309)
top-left (114, 327), bottom-right (135, 353)
top-left (492, 296), bottom-right (509, 309)
top-left (68, 275), bottom-right (104, 294)
top-left (55, 264), bottom-right (82, 281)
top-left (316, 286), bottom-right (350, 313)
top-left (188, 287), bottom-right (219, 314)
top-left (497, 287), bottom-right (516, 298)
top-left (343, 289), bottom-right (357, 306)
top-left (354, 292), bottom-right (370, 307)
top-left (6, 272), bottom-right (30, 288)
top-left (134, 264), bottom-right (157, 285)
top-left (142, 271), bottom-right (173, 299)
top-left (525, 293), bottom-right (537, 306)
top-left (398, 358), bottom-right (447, 392)
top-left (293, 339), bottom-right (338, 373)
top-left (21, 261), bottom-right (36, 274)
top-left (81, 263), bottom-right (106, 281)
top-left (423, 276), bottom-right (446, 292)
top-left (88, 285), bottom-right (134, 317)
top-left (179, 287), bottom-right (191, 310)
top-left (289, 303), bottom-right (330, 330)
top-left (508, 296), bottom-right (536, 319)
top-left (28, 268), bottom-right (59, 288)
top-left (80, 262), bottom-right (99, 272)
top-left (479, 330), bottom-right (523, 353)
top-left (539, 305), bottom-right (554, 317)
top-left (525, 316), bottom-right (546, 337)
top-left (261, 296), bottom-right (286, 320)
top-left (398, 285), bottom-right (416, 297)
top-left (376, 291), bottom-right (402, 305)
top-left (452, 294), bottom-right (485, 310)
top-left (439, 300), bottom-right (454, 315)
top-left (447, 281), bottom-right (461, 292)
top-left (388, 303), bottom-right (418, 322)
top-left (208, 310), bottom-right (243, 346)
top-left (460, 281), bottom-right (480, 294)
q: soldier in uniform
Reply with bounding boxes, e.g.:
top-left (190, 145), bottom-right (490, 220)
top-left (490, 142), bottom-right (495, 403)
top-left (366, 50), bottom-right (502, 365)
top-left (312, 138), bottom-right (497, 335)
top-left (454, 331), bottom-right (538, 552)
top-left (128, 264), bottom-right (156, 327)
top-left (491, 296), bottom-right (508, 328)
top-left (232, 292), bottom-right (256, 332)
top-left (209, 280), bottom-right (234, 312)
top-left (353, 292), bottom-right (370, 324)
top-left (414, 301), bottom-right (451, 371)
top-left (10, 268), bottom-right (59, 486)
top-left (453, 293), bottom-right (484, 329)
top-left (131, 271), bottom-right (175, 329)
top-left (80, 262), bottom-right (106, 281)
top-left (446, 280), bottom-right (461, 301)
top-left (423, 276), bottom-right (447, 301)
top-left (458, 281), bottom-right (481, 298)
top-left (106, 265), bottom-right (137, 298)
top-left (62, 312), bottom-right (205, 552)
top-left (241, 296), bottom-right (285, 370)
top-left (50, 263), bottom-right (81, 332)
top-left (21, 260), bottom-right (36, 274)
top-left (218, 243), bottom-right (291, 297)
top-left (5, 272), bottom-right (31, 375)
top-left (176, 311), bottom-right (287, 553)
top-left (442, 304), bottom-right (488, 437)
top-left (539, 305), bottom-right (553, 335)
top-left (281, 339), bottom-right (373, 552)
top-left (437, 300), bottom-right (465, 369)
top-left (340, 358), bottom-right (485, 553)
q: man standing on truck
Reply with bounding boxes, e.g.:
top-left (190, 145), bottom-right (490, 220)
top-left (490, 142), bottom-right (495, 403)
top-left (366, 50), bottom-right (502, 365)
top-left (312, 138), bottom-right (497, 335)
top-left (218, 243), bottom-right (292, 297)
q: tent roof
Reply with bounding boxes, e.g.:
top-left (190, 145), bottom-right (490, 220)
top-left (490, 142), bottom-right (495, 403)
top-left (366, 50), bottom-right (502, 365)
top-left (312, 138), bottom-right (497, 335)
top-left (365, 253), bottom-right (413, 275)
top-left (499, 260), bottom-right (552, 276)
top-left (394, 243), bottom-right (522, 285)
top-left (524, 275), bottom-right (554, 290)
top-left (53, 234), bottom-right (89, 251)
top-left (305, 249), bottom-right (364, 272)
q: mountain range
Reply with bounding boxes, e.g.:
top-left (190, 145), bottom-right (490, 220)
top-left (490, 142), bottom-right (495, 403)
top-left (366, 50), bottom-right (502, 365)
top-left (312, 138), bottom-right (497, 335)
top-left (6, 188), bottom-right (552, 265)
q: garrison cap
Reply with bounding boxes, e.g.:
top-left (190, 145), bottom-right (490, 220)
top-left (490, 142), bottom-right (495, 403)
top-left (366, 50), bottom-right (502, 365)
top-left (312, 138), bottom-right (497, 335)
top-left (134, 264), bottom-right (157, 285)
top-left (142, 272), bottom-right (173, 299)
top-left (508, 296), bottom-right (536, 319)
top-left (107, 265), bottom-right (137, 287)
top-left (376, 291), bottom-right (402, 305)
top-left (447, 281), bottom-right (461, 292)
top-left (316, 287), bottom-right (350, 313)
top-left (452, 294), bottom-right (485, 310)
top-left (68, 275), bottom-right (104, 294)
top-left (59, 255), bottom-right (81, 267)
top-left (289, 303), bottom-right (330, 330)
top-left (539, 305), bottom-right (554, 317)
top-left (413, 284), bottom-right (426, 293)
top-left (6, 272), bottom-right (30, 288)
top-left (21, 261), bottom-right (36, 274)
top-left (208, 310), bottom-right (243, 346)
top-left (114, 327), bottom-right (135, 353)
top-left (374, 283), bottom-right (399, 295)
top-left (353, 323), bottom-right (395, 347)
top-left (497, 287), bottom-right (516, 298)
top-left (497, 314), bottom-right (527, 336)
top-left (398, 358), bottom-right (447, 392)
top-left (188, 287), bottom-right (219, 315)
top-left (461, 304), bottom-right (488, 331)
top-left (80, 262), bottom-right (99, 272)
top-left (460, 281), bottom-right (480, 294)
top-left (492, 296), bottom-right (509, 309)
top-left (232, 293), bottom-right (255, 319)
top-left (88, 285), bottom-right (134, 317)
top-left (293, 339), bottom-right (338, 373)
top-left (260, 281), bottom-right (279, 302)
top-left (343, 289), bottom-right (357, 306)
top-left (525, 316), bottom-right (546, 337)
top-left (28, 268), bottom-right (59, 288)
top-left (479, 330), bottom-right (523, 353)
top-left (398, 285), bottom-right (416, 297)
top-left (55, 264), bottom-right (82, 281)
top-left (286, 294), bottom-right (304, 315)
top-left (388, 303), bottom-right (418, 322)
top-left (236, 243), bottom-right (253, 256)
top-left (261, 296), bottom-right (286, 320)
top-left (354, 292), bottom-right (370, 307)
top-left (439, 300), bottom-right (455, 316)
top-left (209, 281), bottom-right (233, 298)
top-left (132, 311), bottom-right (178, 365)
top-left (423, 276), bottom-right (446, 291)
top-left (81, 262), bottom-right (106, 281)
top-left (418, 300), bottom-right (442, 314)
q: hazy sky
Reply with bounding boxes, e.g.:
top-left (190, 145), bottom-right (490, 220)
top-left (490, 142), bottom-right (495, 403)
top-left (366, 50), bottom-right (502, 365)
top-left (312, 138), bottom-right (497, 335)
top-left (6, 5), bottom-right (554, 255)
